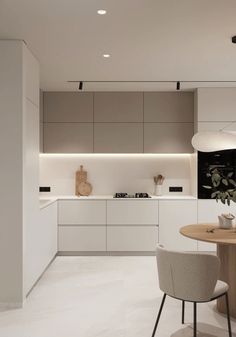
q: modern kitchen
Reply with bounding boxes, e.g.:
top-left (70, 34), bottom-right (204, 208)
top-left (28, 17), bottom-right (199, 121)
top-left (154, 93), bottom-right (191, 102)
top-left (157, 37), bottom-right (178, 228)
top-left (1, 1), bottom-right (236, 337)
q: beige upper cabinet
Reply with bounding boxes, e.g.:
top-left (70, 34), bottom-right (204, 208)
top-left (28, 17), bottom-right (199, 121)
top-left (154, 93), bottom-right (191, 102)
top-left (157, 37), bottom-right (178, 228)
top-left (197, 88), bottom-right (236, 122)
top-left (43, 91), bottom-right (194, 153)
top-left (94, 123), bottom-right (143, 153)
top-left (144, 123), bottom-right (194, 153)
top-left (44, 92), bottom-right (93, 122)
top-left (94, 92), bottom-right (143, 122)
top-left (44, 123), bottom-right (93, 153)
top-left (144, 92), bottom-right (194, 122)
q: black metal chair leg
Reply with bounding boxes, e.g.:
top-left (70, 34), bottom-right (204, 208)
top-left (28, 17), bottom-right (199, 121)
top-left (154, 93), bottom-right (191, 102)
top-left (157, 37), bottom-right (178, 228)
top-left (225, 293), bottom-right (232, 337)
top-left (193, 302), bottom-right (197, 337)
top-left (151, 293), bottom-right (166, 337)
top-left (182, 300), bottom-right (185, 324)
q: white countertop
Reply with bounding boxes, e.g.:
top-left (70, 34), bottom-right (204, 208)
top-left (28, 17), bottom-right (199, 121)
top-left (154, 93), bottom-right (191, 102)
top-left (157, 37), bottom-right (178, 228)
top-left (40, 194), bottom-right (197, 208)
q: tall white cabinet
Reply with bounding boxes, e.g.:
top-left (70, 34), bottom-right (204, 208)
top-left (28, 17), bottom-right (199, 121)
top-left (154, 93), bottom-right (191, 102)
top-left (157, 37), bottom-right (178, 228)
top-left (0, 40), bottom-right (40, 307)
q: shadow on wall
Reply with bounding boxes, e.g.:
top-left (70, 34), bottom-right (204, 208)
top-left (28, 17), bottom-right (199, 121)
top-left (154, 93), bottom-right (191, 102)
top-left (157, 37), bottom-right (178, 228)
top-left (171, 323), bottom-right (235, 337)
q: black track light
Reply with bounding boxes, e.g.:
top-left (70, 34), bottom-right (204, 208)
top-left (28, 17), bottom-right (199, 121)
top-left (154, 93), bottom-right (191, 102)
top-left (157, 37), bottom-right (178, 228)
top-left (79, 81), bottom-right (83, 90)
top-left (176, 81), bottom-right (180, 90)
top-left (232, 36), bottom-right (236, 44)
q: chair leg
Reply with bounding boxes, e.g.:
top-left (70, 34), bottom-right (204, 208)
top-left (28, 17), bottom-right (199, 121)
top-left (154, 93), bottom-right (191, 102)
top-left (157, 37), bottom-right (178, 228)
top-left (193, 302), bottom-right (197, 337)
top-left (151, 293), bottom-right (166, 337)
top-left (182, 300), bottom-right (185, 324)
top-left (225, 293), bottom-right (232, 337)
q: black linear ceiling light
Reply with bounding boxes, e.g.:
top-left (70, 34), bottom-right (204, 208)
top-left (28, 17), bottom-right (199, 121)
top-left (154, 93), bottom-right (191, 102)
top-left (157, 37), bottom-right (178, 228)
top-left (79, 81), bottom-right (83, 90)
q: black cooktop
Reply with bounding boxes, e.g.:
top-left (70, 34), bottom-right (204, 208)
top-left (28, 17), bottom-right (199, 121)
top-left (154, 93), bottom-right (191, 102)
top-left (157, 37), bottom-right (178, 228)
top-left (113, 193), bottom-right (151, 198)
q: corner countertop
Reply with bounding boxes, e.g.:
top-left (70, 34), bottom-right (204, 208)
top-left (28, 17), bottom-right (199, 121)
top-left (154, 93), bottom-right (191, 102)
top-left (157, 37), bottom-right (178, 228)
top-left (40, 194), bottom-right (197, 208)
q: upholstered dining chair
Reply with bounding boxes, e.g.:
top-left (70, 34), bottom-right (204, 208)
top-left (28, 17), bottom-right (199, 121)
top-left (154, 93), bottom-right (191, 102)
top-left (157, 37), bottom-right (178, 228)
top-left (151, 245), bottom-right (232, 337)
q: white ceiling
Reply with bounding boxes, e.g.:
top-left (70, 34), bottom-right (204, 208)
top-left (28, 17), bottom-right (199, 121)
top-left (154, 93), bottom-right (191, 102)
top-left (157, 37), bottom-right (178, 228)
top-left (1, 0), bottom-right (236, 91)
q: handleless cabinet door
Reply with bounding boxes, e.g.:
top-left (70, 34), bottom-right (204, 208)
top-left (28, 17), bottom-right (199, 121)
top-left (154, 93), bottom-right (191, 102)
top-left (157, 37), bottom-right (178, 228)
top-left (44, 92), bottom-right (93, 122)
top-left (44, 123), bottom-right (93, 153)
top-left (58, 200), bottom-right (106, 225)
top-left (144, 123), bottom-right (194, 153)
top-left (107, 226), bottom-right (158, 252)
top-left (159, 200), bottom-right (197, 251)
top-left (58, 226), bottom-right (106, 252)
top-left (107, 200), bottom-right (158, 225)
top-left (94, 123), bottom-right (143, 153)
top-left (94, 92), bottom-right (143, 122)
top-left (23, 45), bottom-right (39, 107)
top-left (144, 92), bottom-right (193, 122)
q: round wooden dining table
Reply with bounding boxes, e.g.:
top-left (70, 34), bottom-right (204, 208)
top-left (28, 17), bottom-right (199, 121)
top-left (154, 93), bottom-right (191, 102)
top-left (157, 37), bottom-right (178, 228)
top-left (180, 224), bottom-right (236, 318)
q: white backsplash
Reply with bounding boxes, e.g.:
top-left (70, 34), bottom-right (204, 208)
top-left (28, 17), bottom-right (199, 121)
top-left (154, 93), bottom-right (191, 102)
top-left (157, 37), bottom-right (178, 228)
top-left (39, 154), bottom-right (195, 196)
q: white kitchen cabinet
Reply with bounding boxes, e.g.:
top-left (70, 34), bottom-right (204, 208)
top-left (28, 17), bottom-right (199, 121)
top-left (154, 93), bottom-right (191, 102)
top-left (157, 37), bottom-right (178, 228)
top-left (197, 200), bottom-right (236, 251)
top-left (58, 200), bottom-right (106, 225)
top-left (38, 202), bottom-right (57, 266)
top-left (159, 200), bottom-right (198, 251)
top-left (58, 226), bottom-right (106, 251)
top-left (107, 200), bottom-right (158, 252)
top-left (25, 202), bottom-right (57, 295)
top-left (107, 226), bottom-right (158, 252)
top-left (23, 45), bottom-right (39, 107)
top-left (107, 200), bottom-right (158, 225)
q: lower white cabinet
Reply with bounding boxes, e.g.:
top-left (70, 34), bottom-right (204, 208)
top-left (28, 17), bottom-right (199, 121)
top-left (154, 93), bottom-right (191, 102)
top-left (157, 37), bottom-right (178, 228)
top-left (107, 200), bottom-right (158, 225)
top-left (107, 226), bottom-right (158, 252)
top-left (58, 226), bottom-right (106, 252)
top-left (159, 200), bottom-right (198, 251)
top-left (39, 202), bottom-right (58, 265)
top-left (25, 202), bottom-right (57, 294)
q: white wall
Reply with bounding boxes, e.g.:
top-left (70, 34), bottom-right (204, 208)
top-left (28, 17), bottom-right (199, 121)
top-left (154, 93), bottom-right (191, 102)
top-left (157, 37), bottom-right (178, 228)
top-left (40, 154), bottom-right (193, 196)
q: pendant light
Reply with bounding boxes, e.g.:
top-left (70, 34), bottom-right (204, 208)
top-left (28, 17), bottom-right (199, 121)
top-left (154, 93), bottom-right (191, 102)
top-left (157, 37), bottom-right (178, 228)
top-left (192, 130), bottom-right (236, 152)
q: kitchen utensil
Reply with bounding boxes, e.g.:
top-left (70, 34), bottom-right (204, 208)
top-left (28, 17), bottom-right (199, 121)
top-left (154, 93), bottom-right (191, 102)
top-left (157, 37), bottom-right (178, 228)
top-left (75, 165), bottom-right (87, 196)
top-left (78, 181), bottom-right (92, 196)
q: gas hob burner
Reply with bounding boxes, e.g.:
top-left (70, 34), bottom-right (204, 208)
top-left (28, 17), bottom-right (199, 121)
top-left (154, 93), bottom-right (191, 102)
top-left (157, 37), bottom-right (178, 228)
top-left (135, 193), bottom-right (150, 198)
top-left (113, 193), bottom-right (151, 198)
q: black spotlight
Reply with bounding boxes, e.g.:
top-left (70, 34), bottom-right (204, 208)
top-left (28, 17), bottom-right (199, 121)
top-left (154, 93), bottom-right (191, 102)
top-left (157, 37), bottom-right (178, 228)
top-left (79, 81), bottom-right (83, 90)
top-left (176, 81), bottom-right (180, 90)
top-left (232, 36), bottom-right (236, 44)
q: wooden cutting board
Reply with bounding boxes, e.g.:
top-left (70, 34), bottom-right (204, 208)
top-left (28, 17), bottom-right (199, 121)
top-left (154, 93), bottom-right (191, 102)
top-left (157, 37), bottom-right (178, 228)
top-left (78, 181), bottom-right (93, 196)
top-left (75, 165), bottom-right (87, 196)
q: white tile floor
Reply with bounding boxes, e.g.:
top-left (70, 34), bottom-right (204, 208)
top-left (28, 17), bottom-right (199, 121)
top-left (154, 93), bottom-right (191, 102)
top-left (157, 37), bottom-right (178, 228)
top-left (0, 256), bottom-right (235, 337)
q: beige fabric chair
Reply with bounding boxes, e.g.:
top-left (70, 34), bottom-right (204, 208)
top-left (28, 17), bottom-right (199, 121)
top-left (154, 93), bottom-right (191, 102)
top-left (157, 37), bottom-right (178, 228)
top-left (151, 245), bottom-right (232, 337)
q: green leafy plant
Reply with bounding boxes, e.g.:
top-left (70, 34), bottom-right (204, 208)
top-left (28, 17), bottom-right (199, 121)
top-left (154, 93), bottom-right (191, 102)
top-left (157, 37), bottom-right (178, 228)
top-left (203, 168), bottom-right (236, 205)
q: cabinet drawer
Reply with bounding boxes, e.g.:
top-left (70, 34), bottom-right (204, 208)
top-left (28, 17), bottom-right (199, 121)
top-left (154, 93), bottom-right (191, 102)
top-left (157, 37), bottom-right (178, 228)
top-left (58, 200), bottom-right (106, 225)
top-left (58, 226), bottom-right (106, 251)
top-left (107, 200), bottom-right (158, 225)
top-left (107, 226), bottom-right (158, 251)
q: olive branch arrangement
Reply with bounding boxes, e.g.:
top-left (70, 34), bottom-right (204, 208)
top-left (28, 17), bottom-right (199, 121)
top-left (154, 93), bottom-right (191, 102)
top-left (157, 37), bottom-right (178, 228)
top-left (203, 168), bottom-right (236, 205)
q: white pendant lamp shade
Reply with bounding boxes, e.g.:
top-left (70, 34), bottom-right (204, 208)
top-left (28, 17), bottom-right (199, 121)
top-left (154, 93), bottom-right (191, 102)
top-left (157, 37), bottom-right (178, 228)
top-left (191, 131), bottom-right (236, 152)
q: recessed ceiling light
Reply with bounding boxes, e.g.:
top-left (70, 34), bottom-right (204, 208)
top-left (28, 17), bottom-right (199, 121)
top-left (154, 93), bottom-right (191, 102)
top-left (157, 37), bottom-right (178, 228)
top-left (97, 9), bottom-right (107, 15)
top-left (103, 54), bottom-right (111, 58)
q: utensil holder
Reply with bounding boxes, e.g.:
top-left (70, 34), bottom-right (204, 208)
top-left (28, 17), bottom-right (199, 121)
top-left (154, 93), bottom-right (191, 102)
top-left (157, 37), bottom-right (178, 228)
top-left (154, 185), bottom-right (162, 196)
